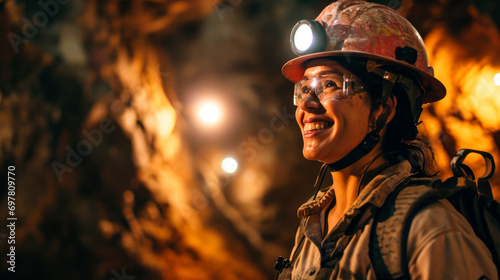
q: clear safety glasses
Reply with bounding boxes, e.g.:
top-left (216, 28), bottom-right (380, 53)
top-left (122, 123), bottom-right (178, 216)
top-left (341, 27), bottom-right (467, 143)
top-left (293, 73), bottom-right (366, 106)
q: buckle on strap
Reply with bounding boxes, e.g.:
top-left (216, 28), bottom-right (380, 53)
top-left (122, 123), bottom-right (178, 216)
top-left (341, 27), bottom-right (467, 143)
top-left (274, 256), bottom-right (291, 271)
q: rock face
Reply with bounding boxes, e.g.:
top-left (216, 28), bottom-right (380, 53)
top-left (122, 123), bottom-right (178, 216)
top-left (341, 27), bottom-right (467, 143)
top-left (0, 0), bottom-right (270, 279)
top-left (0, 0), bottom-right (499, 279)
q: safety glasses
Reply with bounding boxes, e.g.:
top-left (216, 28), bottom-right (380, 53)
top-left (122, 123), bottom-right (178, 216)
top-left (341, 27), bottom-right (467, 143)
top-left (293, 73), bottom-right (366, 106)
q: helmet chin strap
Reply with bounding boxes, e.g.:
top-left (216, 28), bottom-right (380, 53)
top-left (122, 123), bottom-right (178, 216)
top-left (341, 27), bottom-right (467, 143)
top-left (326, 60), bottom-right (399, 171)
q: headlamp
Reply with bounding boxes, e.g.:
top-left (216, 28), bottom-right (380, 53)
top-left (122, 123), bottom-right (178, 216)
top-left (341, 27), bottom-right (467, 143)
top-left (290, 19), bottom-right (327, 55)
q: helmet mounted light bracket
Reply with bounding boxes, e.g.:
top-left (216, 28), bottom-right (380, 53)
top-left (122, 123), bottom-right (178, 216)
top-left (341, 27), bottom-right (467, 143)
top-left (395, 46), bottom-right (418, 65)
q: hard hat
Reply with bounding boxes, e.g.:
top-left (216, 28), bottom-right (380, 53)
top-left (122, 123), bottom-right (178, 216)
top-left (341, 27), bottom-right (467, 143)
top-left (282, 0), bottom-right (446, 103)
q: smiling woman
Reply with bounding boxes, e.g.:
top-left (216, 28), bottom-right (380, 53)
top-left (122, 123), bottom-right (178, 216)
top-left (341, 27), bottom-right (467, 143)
top-left (294, 60), bottom-right (375, 165)
top-left (276, 1), bottom-right (498, 279)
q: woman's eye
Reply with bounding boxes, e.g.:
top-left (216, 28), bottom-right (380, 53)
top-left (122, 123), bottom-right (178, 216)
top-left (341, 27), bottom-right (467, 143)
top-left (302, 86), bottom-right (311, 94)
top-left (324, 80), bottom-right (339, 88)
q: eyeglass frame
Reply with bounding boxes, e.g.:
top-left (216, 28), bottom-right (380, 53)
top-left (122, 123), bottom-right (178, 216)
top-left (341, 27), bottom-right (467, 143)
top-left (293, 72), bottom-right (367, 106)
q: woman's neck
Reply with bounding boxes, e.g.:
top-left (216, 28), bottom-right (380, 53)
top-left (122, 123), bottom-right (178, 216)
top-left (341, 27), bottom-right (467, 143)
top-left (329, 150), bottom-right (388, 216)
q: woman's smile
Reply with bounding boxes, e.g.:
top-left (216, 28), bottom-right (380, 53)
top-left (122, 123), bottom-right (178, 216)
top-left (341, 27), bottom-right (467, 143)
top-left (303, 118), bottom-right (334, 137)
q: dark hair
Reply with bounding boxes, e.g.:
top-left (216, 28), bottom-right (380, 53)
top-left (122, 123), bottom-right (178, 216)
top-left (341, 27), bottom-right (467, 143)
top-left (325, 57), bottom-right (438, 176)
top-left (366, 80), bottom-right (439, 177)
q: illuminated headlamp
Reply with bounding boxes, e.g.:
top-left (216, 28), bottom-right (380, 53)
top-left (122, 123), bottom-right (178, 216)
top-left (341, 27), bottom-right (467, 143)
top-left (290, 19), bottom-right (327, 55)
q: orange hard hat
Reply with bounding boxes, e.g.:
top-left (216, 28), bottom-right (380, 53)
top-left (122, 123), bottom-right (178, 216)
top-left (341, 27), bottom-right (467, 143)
top-left (282, 0), bottom-right (445, 103)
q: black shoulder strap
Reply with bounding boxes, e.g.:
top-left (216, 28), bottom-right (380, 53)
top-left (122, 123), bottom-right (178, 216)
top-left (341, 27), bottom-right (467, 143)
top-left (369, 179), bottom-right (443, 280)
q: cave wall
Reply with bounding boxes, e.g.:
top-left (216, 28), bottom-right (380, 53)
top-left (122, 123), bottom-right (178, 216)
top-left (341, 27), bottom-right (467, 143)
top-left (0, 0), bottom-right (268, 279)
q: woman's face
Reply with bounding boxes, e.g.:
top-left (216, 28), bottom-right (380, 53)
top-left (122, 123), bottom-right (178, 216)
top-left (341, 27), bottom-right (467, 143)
top-left (295, 59), bottom-right (374, 164)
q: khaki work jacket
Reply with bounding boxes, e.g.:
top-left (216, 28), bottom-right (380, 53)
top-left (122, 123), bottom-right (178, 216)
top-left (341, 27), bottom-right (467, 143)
top-left (278, 161), bottom-right (498, 280)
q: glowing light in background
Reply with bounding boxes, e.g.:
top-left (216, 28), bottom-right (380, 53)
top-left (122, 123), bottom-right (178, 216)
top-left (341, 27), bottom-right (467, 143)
top-left (221, 157), bottom-right (238, 174)
top-left (199, 102), bottom-right (221, 124)
top-left (494, 73), bottom-right (500, 86)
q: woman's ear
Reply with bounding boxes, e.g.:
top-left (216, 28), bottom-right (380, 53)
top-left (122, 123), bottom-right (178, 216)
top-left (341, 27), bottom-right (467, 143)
top-left (369, 95), bottom-right (398, 130)
top-left (385, 95), bottom-right (397, 123)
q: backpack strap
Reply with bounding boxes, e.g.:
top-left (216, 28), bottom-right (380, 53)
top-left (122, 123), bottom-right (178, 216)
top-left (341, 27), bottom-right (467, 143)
top-left (369, 179), bottom-right (443, 280)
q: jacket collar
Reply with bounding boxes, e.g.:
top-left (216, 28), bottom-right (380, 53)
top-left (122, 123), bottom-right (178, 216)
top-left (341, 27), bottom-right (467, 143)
top-left (297, 161), bottom-right (414, 218)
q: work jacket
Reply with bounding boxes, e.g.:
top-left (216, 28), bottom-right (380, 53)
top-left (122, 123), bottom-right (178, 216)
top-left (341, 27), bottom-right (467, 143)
top-left (277, 161), bottom-right (498, 280)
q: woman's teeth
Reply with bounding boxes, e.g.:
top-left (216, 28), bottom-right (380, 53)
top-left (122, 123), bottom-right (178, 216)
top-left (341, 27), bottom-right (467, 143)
top-left (304, 121), bottom-right (331, 132)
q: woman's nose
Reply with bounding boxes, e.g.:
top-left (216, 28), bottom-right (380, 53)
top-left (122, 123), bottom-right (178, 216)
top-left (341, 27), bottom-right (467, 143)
top-left (299, 90), bottom-right (321, 111)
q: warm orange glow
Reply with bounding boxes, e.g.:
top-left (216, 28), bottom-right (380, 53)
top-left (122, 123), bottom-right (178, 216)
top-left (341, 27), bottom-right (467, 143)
top-left (423, 21), bottom-right (500, 202)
